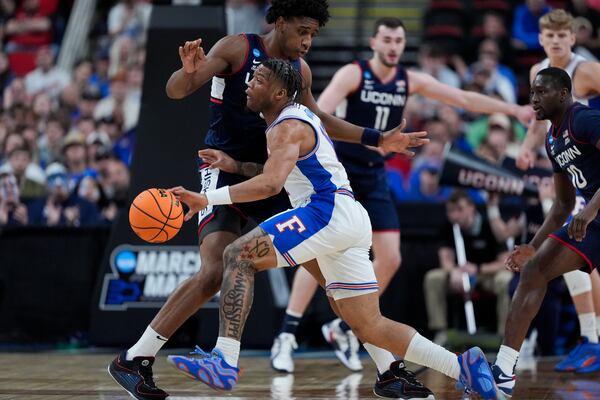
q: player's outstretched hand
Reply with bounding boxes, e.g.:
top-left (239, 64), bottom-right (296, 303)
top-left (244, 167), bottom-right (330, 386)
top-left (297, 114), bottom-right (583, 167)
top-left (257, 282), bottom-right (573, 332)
top-left (516, 144), bottom-right (536, 170)
top-left (179, 38), bottom-right (206, 74)
top-left (505, 244), bottom-right (535, 272)
top-left (380, 119), bottom-right (429, 157)
top-left (198, 149), bottom-right (238, 173)
top-left (516, 105), bottom-right (534, 127)
top-left (169, 186), bottom-right (208, 221)
top-left (568, 206), bottom-right (595, 242)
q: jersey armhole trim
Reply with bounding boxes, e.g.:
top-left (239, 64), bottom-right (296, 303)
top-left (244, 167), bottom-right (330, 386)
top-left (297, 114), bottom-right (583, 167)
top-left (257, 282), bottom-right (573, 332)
top-left (568, 105), bottom-right (590, 145)
top-left (217, 33), bottom-right (250, 78)
top-left (346, 60), bottom-right (363, 97)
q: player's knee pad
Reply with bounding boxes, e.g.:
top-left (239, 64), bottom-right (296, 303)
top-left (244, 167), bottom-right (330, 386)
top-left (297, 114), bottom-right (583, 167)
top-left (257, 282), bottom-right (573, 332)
top-left (564, 270), bottom-right (592, 296)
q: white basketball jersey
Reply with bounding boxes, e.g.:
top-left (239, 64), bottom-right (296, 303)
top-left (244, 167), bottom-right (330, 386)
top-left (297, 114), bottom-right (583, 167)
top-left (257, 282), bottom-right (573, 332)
top-left (266, 103), bottom-right (352, 208)
top-left (538, 53), bottom-right (589, 105)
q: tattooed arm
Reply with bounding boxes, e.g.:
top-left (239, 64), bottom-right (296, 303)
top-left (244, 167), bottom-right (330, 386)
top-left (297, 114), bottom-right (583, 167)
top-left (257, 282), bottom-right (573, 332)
top-left (172, 120), bottom-right (308, 219)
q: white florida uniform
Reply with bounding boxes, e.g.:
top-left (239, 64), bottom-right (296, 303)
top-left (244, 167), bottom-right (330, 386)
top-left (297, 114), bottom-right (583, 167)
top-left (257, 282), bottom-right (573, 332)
top-left (258, 103), bottom-right (378, 300)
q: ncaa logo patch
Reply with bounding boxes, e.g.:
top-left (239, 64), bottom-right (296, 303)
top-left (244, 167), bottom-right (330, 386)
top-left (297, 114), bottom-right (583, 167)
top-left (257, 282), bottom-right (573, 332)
top-left (115, 251), bottom-right (136, 274)
top-left (253, 48), bottom-right (260, 57)
top-left (364, 71), bottom-right (372, 79)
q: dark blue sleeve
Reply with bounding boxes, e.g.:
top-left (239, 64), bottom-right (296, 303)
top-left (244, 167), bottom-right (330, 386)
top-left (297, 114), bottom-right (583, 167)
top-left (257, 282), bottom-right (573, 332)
top-left (572, 108), bottom-right (600, 147)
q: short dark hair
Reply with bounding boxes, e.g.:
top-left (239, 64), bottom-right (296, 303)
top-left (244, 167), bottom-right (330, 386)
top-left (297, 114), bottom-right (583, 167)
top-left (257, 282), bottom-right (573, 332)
top-left (536, 67), bottom-right (572, 93)
top-left (262, 59), bottom-right (303, 102)
top-left (448, 189), bottom-right (473, 205)
top-left (373, 17), bottom-right (405, 36)
top-left (266, 0), bottom-right (330, 27)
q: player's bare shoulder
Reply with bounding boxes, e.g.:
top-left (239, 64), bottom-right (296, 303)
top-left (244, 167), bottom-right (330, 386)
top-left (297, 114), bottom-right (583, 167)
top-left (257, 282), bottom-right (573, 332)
top-left (574, 61), bottom-right (600, 95)
top-left (530, 62), bottom-right (543, 84)
top-left (268, 118), bottom-right (314, 153)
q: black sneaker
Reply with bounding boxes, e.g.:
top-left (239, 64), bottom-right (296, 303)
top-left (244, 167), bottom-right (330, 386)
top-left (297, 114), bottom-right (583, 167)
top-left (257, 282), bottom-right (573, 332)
top-left (108, 351), bottom-right (169, 400)
top-left (373, 360), bottom-right (435, 399)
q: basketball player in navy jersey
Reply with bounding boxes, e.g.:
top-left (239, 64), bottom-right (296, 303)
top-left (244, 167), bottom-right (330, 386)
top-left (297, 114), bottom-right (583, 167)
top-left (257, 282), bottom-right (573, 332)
top-left (107, 2), bottom-right (431, 399)
top-left (513, 10), bottom-right (600, 373)
top-left (492, 68), bottom-right (600, 397)
top-left (266, 16), bottom-right (534, 391)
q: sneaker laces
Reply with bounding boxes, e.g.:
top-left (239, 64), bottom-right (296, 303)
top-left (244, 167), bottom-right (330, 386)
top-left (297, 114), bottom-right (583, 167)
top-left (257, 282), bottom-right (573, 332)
top-left (278, 334), bottom-right (298, 352)
top-left (189, 345), bottom-right (211, 358)
top-left (394, 366), bottom-right (424, 387)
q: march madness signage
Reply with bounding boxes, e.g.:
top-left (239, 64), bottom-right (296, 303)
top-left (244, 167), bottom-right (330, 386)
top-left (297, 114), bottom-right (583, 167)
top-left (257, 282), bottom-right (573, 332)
top-left (99, 245), bottom-right (213, 310)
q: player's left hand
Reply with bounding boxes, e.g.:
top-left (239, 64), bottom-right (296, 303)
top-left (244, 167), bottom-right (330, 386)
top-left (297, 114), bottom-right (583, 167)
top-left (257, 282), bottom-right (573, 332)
top-left (169, 186), bottom-right (208, 221)
top-left (380, 119), bottom-right (429, 157)
top-left (515, 105), bottom-right (535, 127)
top-left (568, 206), bottom-right (596, 242)
top-left (198, 149), bottom-right (238, 173)
top-left (505, 244), bottom-right (535, 272)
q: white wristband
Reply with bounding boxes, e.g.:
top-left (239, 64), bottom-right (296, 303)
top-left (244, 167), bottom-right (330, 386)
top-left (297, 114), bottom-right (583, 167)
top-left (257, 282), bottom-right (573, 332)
top-left (205, 186), bottom-right (232, 205)
top-left (487, 205), bottom-right (500, 219)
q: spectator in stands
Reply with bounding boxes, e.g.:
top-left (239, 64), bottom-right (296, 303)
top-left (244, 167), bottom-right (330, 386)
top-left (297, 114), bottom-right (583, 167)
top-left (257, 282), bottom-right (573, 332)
top-left (568, 0), bottom-right (600, 57)
top-left (108, 0), bottom-right (151, 45)
top-left (89, 50), bottom-right (111, 98)
top-left (437, 104), bottom-right (472, 153)
top-left (0, 171), bottom-right (29, 226)
top-left (3, 77), bottom-right (28, 109)
top-left (99, 157), bottom-right (130, 210)
top-left (62, 131), bottom-right (92, 189)
top-left (85, 130), bottom-right (111, 170)
top-left (417, 42), bottom-right (461, 88)
top-left (478, 12), bottom-right (513, 66)
top-left (28, 162), bottom-right (100, 226)
top-left (37, 114), bottom-right (64, 167)
top-left (573, 17), bottom-right (600, 61)
top-left (24, 46), bottom-right (70, 99)
top-left (77, 87), bottom-right (101, 120)
top-left (511, 0), bottom-right (551, 50)
top-left (424, 189), bottom-right (512, 344)
top-left (0, 52), bottom-right (14, 98)
top-left (94, 71), bottom-right (140, 131)
top-left (4, 0), bottom-right (53, 55)
top-left (466, 112), bottom-right (525, 156)
top-left (21, 125), bottom-right (39, 164)
top-left (226, 0), bottom-right (267, 35)
top-left (1, 143), bottom-right (46, 200)
top-left (32, 92), bottom-right (52, 129)
top-left (75, 171), bottom-right (117, 224)
top-left (403, 161), bottom-right (451, 203)
top-left (72, 59), bottom-right (93, 92)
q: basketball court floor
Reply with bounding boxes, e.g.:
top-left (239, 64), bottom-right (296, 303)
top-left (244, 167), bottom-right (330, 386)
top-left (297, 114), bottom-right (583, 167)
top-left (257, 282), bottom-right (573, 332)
top-left (0, 350), bottom-right (598, 399)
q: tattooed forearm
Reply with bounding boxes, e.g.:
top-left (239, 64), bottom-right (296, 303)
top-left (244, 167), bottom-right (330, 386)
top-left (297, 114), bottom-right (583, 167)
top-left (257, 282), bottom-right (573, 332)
top-left (220, 254), bottom-right (256, 340)
top-left (236, 161), bottom-right (264, 178)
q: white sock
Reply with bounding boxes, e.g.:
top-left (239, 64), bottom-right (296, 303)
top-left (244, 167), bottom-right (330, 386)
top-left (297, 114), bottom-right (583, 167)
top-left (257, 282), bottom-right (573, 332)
top-left (404, 333), bottom-right (460, 380)
top-left (579, 312), bottom-right (598, 343)
top-left (596, 315), bottom-right (600, 338)
top-left (363, 343), bottom-right (396, 374)
top-left (216, 337), bottom-right (241, 367)
top-left (495, 345), bottom-right (519, 374)
top-left (127, 326), bottom-right (168, 360)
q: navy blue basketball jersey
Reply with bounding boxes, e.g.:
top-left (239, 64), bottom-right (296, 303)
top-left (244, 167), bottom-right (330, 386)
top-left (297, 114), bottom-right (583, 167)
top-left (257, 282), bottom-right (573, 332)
top-left (546, 103), bottom-right (600, 220)
top-left (206, 34), bottom-right (301, 163)
top-left (334, 60), bottom-right (409, 175)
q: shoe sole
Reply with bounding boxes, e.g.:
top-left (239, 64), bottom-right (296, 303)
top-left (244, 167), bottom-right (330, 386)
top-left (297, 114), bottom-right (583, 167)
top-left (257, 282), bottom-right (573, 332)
top-left (321, 324), bottom-right (363, 372)
top-left (373, 387), bottom-right (436, 399)
top-left (107, 364), bottom-right (144, 400)
top-left (167, 356), bottom-right (234, 391)
top-left (270, 358), bottom-right (294, 373)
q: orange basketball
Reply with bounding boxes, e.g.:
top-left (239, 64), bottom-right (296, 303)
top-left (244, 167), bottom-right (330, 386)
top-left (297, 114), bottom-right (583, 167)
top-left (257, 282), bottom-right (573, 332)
top-left (129, 188), bottom-right (184, 243)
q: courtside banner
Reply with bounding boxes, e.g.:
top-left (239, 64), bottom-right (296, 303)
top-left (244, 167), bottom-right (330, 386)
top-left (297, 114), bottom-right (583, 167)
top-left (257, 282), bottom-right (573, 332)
top-left (439, 145), bottom-right (540, 196)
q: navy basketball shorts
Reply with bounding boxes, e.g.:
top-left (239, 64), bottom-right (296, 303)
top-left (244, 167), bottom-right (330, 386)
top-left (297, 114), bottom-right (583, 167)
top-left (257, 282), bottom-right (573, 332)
top-left (197, 157), bottom-right (291, 243)
top-left (347, 171), bottom-right (400, 232)
top-left (548, 219), bottom-right (600, 273)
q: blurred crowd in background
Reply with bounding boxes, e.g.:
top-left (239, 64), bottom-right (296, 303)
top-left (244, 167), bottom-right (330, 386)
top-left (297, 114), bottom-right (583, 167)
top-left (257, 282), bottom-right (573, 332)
top-left (0, 0), bottom-right (598, 227)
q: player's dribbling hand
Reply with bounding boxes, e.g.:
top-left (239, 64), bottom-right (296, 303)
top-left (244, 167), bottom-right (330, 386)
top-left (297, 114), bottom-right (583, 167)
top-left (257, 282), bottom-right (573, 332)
top-left (505, 244), bottom-right (535, 272)
top-left (169, 186), bottom-right (208, 221)
top-left (380, 119), bottom-right (429, 157)
top-left (179, 38), bottom-right (205, 73)
top-left (568, 206), bottom-right (595, 242)
top-left (198, 149), bottom-right (238, 173)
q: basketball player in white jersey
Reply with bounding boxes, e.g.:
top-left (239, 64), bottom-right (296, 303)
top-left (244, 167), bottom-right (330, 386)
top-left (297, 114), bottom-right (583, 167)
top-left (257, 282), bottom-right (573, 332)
top-left (514, 10), bottom-right (600, 373)
top-left (168, 59), bottom-right (501, 399)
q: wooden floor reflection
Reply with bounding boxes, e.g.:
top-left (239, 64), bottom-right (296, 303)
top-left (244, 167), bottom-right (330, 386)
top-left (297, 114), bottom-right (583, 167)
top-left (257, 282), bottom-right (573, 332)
top-left (0, 351), bottom-right (599, 399)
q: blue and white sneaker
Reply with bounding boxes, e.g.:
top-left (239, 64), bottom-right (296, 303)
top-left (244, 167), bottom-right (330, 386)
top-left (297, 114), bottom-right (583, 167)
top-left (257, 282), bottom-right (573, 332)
top-left (321, 319), bottom-right (362, 372)
top-left (491, 363), bottom-right (515, 398)
top-left (575, 340), bottom-right (600, 373)
top-left (457, 347), bottom-right (499, 400)
top-left (167, 346), bottom-right (239, 390)
top-left (555, 337), bottom-right (598, 372)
